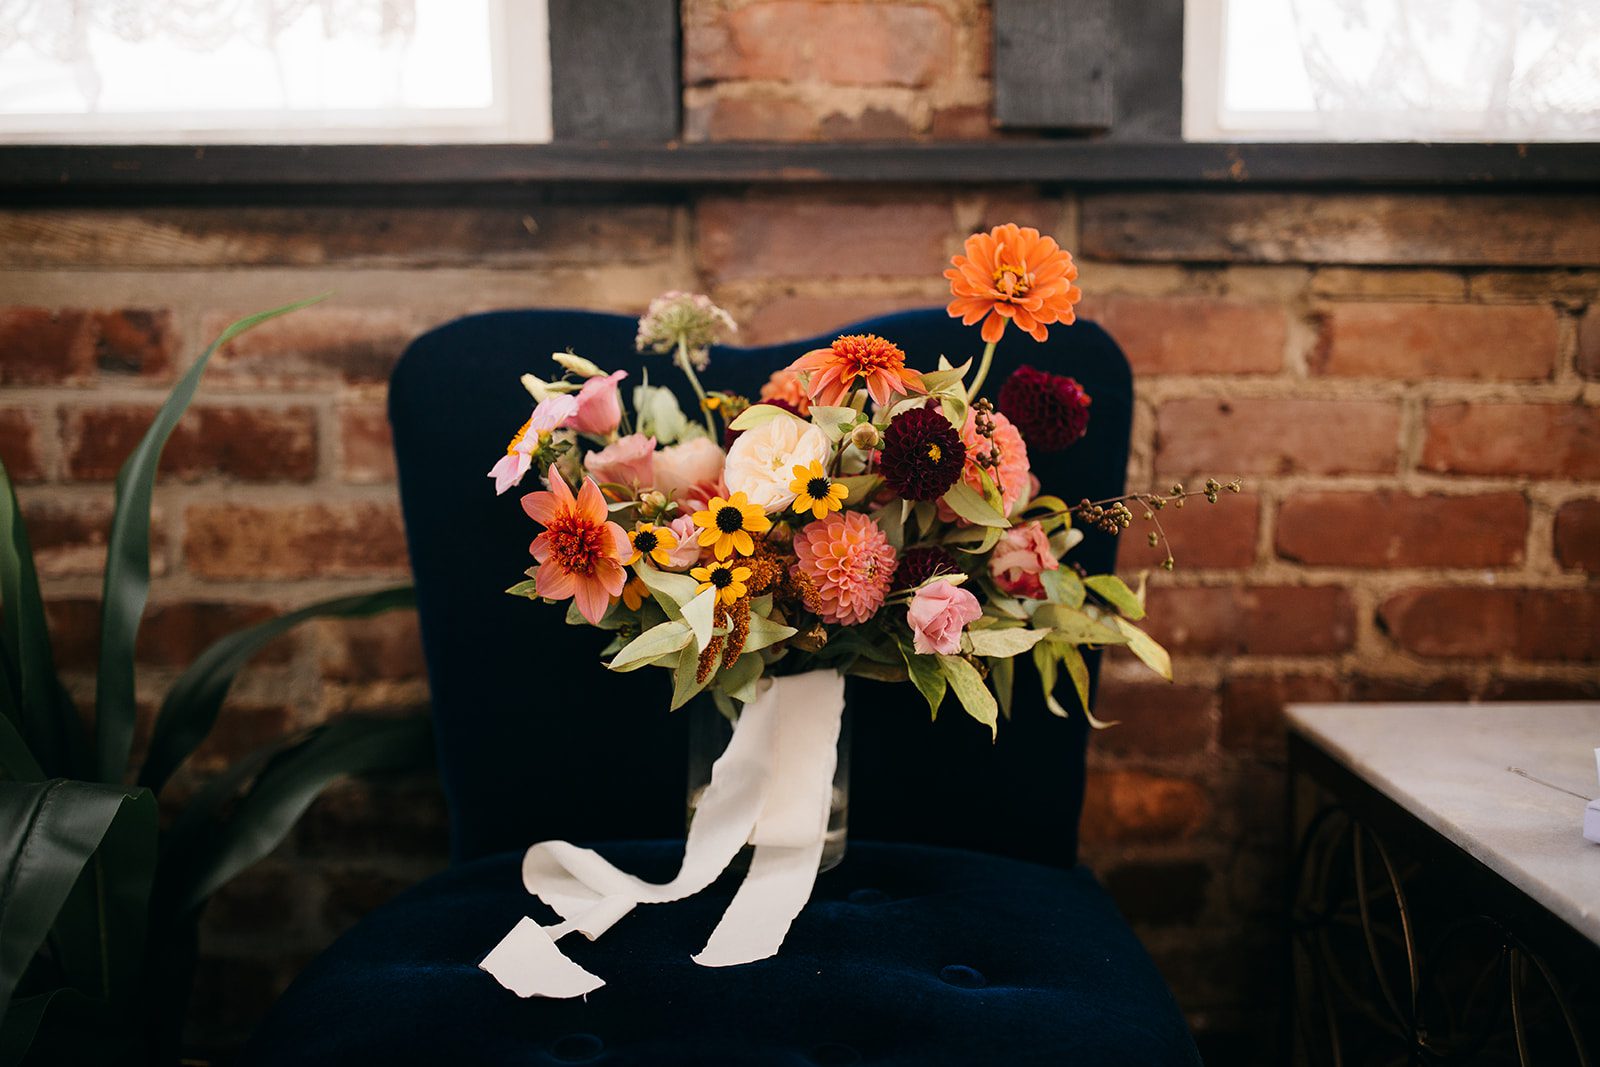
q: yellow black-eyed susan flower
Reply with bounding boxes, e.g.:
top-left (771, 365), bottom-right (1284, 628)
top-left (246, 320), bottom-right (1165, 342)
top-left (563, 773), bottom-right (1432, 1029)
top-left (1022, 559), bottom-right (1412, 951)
top-left (626, 522), bottom-right (678, 567)
top-left (691, 492), bottom-right (771, 559)
top-left (690, 561), bottom-right (752, 606)
top-left (788, 460), bottom-right (849, 521)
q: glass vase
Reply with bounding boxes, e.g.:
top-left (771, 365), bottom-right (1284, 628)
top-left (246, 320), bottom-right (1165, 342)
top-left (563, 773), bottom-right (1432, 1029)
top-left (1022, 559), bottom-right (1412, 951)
top-left (686, 673), bottom-right (851, 874)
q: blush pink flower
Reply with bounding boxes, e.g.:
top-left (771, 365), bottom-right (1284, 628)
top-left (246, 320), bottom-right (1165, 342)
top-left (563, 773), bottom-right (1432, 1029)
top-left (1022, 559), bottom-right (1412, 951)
top-left (521, 472), bottom-right (632, 624)
top-left (585, 433), bottom-right (656, 492)
top-left (568, 370), bottom-right (628, 436)
top-left (661, 514), bottom-right (705, 570)
top-left (906, 579), bottom-right (982, 656)
top-left (791, 510), bottom-right (896, 625)
top-left (989, 521), bottom-right (1059, 599)
top-left (935, 408), bottom-right (1032, 523)
top-left (652, 436), bottom-right (726, 507)
top-left (488, 394), bottom-right (581, 495)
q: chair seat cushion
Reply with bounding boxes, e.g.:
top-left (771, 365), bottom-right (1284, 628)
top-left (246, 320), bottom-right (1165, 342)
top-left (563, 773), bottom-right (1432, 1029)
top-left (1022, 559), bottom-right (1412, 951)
top-left (242, 842), bottom-right (1200, 1067)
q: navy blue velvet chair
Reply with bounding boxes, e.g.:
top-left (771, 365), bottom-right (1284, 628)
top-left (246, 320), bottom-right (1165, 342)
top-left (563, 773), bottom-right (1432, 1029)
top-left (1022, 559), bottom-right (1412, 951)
top-left (242, 309), bottom-right (1201, 1066)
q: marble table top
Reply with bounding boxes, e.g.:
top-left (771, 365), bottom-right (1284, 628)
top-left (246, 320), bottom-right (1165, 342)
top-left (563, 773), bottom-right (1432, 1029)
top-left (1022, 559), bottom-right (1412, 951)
top-left (1286, 702), bottom-right (1600, 946)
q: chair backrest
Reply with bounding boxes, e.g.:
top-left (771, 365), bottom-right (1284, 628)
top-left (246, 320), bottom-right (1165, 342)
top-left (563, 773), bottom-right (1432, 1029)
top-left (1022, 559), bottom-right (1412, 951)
top-left (389, 308), bottom-right (1131, 868)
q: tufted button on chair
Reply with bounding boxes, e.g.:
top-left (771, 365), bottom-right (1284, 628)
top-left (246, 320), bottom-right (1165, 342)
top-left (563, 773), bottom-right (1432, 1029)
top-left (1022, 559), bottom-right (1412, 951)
top-left (241, 309), bottom-right (1202, 1066)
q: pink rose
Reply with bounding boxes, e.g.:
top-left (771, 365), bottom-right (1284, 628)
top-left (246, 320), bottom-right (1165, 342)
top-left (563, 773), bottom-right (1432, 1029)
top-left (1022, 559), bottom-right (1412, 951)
top-left (585, 433), bottom-right (656, 491)
top-left (906, 579), bottom-right (982, 656)
top-left (652, 437), bottom-right (725, 506)
top-left (568, 370), bottom-right (628, 436)
top-left (989, 521), bottom-right (1059, 599)
top-left (661, 514), bottom-right (704, 571)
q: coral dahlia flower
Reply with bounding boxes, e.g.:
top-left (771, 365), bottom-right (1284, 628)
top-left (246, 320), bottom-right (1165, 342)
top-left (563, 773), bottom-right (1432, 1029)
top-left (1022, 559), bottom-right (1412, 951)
top-left (791, 510), bottom-right (896, 625)
top-left (788, 334), bottom-right (925, 409)
top-left (521, 472), bottom-right (632, 624)
top-left (945, 224), bottom-right (1082, 344)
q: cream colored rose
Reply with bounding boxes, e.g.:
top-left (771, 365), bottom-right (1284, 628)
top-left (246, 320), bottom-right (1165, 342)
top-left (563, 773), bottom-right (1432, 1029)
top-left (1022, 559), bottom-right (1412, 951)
top-left (724, 414), bottom-right (832, 514)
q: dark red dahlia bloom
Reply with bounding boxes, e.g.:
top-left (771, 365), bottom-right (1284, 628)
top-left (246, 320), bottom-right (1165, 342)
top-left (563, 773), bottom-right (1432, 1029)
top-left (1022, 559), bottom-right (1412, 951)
top-left (890, 545), bottom-right (962, 592)
top-left (998, 364), bottom-right (1091, 453)
top-left (879, 404), bottom-right (966, 501)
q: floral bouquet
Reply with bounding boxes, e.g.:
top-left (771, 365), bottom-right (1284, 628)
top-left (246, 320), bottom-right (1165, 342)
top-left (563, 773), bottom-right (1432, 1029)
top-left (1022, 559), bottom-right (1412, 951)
top-left (476, 225), bottom-right (1239, 999)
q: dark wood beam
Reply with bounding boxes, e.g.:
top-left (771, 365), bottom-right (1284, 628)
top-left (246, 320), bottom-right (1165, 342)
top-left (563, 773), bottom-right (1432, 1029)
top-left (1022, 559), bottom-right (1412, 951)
top-left (1, 142), bottom-right (1597, 204)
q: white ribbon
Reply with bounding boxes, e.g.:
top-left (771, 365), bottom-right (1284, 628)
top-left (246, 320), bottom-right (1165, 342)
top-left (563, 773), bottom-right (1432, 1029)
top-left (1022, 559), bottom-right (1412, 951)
top-left (480, 670), bottom-right (846, 997)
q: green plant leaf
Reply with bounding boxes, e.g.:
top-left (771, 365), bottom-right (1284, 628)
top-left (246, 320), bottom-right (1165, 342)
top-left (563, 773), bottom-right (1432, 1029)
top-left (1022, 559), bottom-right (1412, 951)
top-left (160, 715), bottom-right (431, 917)
top-left (740, 612), bottom-right (797, 655)
top-left (95, 296), bottom-right (329, 784)
top-left (0, 457), bottom-right (79, 779)
top-left (1085, 574), bottom-right (1146, 620)
top-left (808, 406), bottom-right (859, 441)
top-left (635, 564), bottom-right (701, 619)
top-left (727, 403), bottom-right (803, 432)
top-left (669, 644), bottom-right (708, 711)
top-left (937, 655), bottom-right (997, 738)
top-left (0, 695), bottom-right (43, 783)
top-left (1059, 644), bottom-right (1117, 729)
top-left (990, 655), bottom-right (1014, 718)
top-left (1112, 617), bottom-right (1173, 681)
top-left (918, 359), bottom-right (971, 394)
top-left (682, 587), bottom-right (718, 652)
top-left (837, 474), bottom-right (883, 507)
top-left (608, 618), bottom-right (693, 672)
top-left (137, 586), bottom-right (416, 794)
top-left (941, 483), bottom-right (1008, 528)
top-left (1033, 603), bottom-right (1129, 646)
top-left (0, 988), bottom-right (105, 1066)
top-left (505, 579), bottom-right (539, 598)
top-left (1041, 567), bottom-right (1086, 609)
top-left (901, 644), bottom-right (946, 720)
top-left (0, 780), bottom-right (156, 1017)
top-left (964, 627), bottom-right (1052, 659)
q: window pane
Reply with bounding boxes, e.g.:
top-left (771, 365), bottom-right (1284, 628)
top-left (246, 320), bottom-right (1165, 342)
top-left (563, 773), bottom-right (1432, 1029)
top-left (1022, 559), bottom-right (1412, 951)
top-left (0, 0), bottom-right (550, 142)
top-left (1186, 0), bottom-right (1600, 142)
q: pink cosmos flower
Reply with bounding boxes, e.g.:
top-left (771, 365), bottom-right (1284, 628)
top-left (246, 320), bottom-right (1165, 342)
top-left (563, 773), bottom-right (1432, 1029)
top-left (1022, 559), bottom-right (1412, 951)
top-left (568, 370), bottom-right (628, 436)
top-left (989, 521), bottom-right (1059, 599)
top-left (521, 472), bottom-right (632, 624)
top-left (488, 394), bottom-right (580, 495)
top-left (585, 433), bottom-right (656, 492)
top-left (906, 579), bottom-right (983, 656)
top-left (791, 510), bottom-right (896, 625)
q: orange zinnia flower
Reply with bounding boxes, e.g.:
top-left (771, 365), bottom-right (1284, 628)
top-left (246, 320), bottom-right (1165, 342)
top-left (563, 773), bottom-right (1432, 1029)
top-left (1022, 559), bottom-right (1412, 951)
top-left (787, 334), bottom-right (925, 409)
top-left (945, 224), bottom-right (1082, 343)
top-left (521, 472), bottom-right (632, 624)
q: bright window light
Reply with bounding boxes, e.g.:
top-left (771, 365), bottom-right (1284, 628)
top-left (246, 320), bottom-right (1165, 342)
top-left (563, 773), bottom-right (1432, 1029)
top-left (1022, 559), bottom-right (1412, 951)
top-left (0, 0), bottom-right (551, 143)
top-left (1184, 0), bottom-right (1600, 141)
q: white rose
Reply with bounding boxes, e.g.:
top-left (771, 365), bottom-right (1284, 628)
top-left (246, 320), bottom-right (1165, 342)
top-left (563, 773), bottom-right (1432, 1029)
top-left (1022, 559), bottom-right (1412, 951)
top-left (724, 414), bottom-right (832, 514)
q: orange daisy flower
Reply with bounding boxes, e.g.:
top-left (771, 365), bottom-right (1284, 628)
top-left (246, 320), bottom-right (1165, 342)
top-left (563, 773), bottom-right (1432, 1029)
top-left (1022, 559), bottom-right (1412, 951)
top-left (945, 224), bottom-right (1082, 344)
top-left (521, 472), bottom-right (632, 624)
top-left (787, 334), bottom-right (925, 409)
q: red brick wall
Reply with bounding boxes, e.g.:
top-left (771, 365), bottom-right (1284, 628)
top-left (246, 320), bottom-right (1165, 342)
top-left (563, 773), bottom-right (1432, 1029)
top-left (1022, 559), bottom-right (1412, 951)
top-left (4, 1), bottom-right (1599, 1054)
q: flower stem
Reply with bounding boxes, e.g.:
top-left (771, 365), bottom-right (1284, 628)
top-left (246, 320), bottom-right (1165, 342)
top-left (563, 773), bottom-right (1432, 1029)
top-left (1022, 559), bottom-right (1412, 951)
top-left (965, 338), bottom-right (999, 401)
top-left (676, 337), bottom-right (717, 436)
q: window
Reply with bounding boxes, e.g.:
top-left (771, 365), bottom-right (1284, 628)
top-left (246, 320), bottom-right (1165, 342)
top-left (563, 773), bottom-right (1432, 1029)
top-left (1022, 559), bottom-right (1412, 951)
top-left (1184, 0), bottom-right (1600, 141)
top-left (0, 0), bottom-right (551, 143)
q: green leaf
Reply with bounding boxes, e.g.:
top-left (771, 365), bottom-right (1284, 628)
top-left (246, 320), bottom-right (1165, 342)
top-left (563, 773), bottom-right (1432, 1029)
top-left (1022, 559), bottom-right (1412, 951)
top-left (716, 651), bottom-right (764, 704)
top-left (1085, 574), bottom-right (1146, 620)
top-left (1034, 603), bottom-right (1128, 646)
top-left (976, 467), bottom-right (1006, 516)
top-left (1041, 567), bottom-right (1085, 609)
top-left (1112, 616), bottom-right (1173, 681)
top-left (728, 403), bottom-right (804, 432)
top-left (0, 988), bottom-right (103, 1066)
top-left (939, 394), bottom-right (969, 431)
top-left (1061, 645), bottom-right (1118, 729)
top-left (937, 655), bottom-right (997, 738)
top-left (137, 586), bottom-right (416, 794)
top-left (941, 483), bottom-right (1009, 528)
top-left (635, 564), bottom-right (702, 619)
top-left (96, 296), bottom-right (329, 783)
top-left (669, 645), bottom-right (708, 711)
top-left (160, 715), bottom-right (431, 917)
top-left (682, 587), bottom-right (718, 652)
top-left (918, 359), bottom-right (971, 394)
top-left (837, 474), bottom-right (883, 507)
top-left (873, 498), bottom-right (906, 549)
top-left (608, 618), bottom-right (693, 672)
top-left (505, 579), bottom-right (540, 598)
top-left (0, 457), bottom-right (77, 779)
top-left (808, 406), bottom-right (859, 441)
top-left (964, 627), bottom-right (1052, 659)
top-left (741, 611), bottom-right (798, 655)
top-left (990, 655), bottom-right (1014, 718)
top-left (901, 644), bottom-right (947, 720)
top-left (0, 781), bottom-right (156, 1014)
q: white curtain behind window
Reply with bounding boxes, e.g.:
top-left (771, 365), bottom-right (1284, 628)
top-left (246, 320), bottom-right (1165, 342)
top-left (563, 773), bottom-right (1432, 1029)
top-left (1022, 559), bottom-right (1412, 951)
top-left (1288, 0), bottom-right (1600, 139)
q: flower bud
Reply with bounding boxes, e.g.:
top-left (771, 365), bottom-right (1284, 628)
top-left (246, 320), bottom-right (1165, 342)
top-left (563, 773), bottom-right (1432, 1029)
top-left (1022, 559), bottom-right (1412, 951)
top-left (849, 422), bottom-right (882, 451)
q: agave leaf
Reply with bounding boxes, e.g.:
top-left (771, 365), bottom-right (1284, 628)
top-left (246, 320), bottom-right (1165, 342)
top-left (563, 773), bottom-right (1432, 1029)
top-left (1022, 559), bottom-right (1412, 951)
top-left (96, 296), bottom-right (330, 784)
top-left (0, 689), bottom-right (43, 782)
top-left (160, 715), bottom-right (432, 917)
top-left (138, 586), bottom-right (415, 795)
top-left (0, 457), bottom-right (79, 778)
top-left (0, 780), bottom-right (156, 1016)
